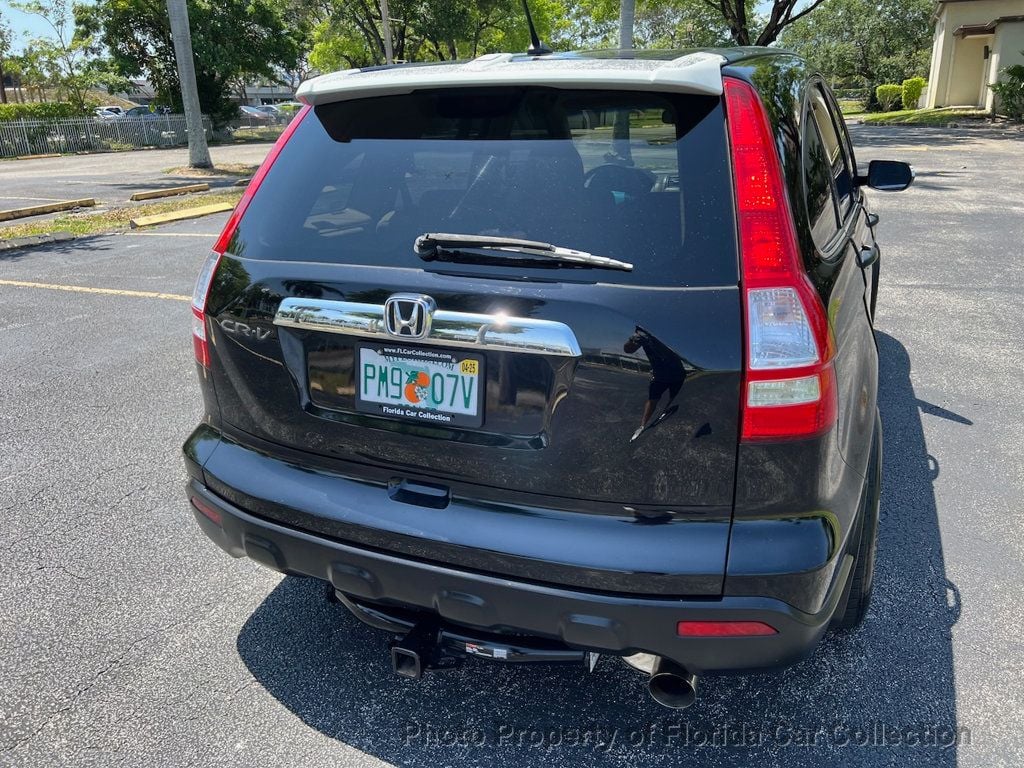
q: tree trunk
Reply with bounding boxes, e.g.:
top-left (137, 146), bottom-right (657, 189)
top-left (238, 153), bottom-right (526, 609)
top-left (0, 58), bottom-right (7, 104)
top-left (379, 0), bottom-right (394, 64)
top-left (166, 0), bottom-right (212, 168)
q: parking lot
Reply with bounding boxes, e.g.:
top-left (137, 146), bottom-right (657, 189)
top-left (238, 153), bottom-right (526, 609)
top-left (1, 123), bottom-right (1022, 767)
top-left (0, 145), bottom-right (269, 219)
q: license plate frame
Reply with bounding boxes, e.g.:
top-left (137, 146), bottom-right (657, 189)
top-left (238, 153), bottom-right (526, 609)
top-left (354, 343), bottom-right (485, 428)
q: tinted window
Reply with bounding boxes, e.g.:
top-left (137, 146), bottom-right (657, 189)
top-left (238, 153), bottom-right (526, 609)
top-left (809, 89), bottom-right (854, 219)
top-left (802, 117), bottom-right (839, 248)
top-left (230, 88), bottom-right (737, 287)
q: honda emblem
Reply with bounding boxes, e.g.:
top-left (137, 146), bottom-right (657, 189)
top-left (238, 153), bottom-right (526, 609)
top-left (383, 294), bottom-right (435, 339)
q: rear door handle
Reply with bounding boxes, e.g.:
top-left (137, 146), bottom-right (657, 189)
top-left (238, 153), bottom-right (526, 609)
top-left (858, 242), bottom-right (880, 269)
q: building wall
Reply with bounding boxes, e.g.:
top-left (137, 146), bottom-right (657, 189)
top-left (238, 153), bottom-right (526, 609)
top-left (948, 35), bottom-right (991, 106)
top-left (989, 21), bottom-right (1024, 111)
top-left (927, 0), bottom-right (1024, 109)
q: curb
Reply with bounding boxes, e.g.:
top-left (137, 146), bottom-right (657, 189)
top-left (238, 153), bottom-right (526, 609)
top-left (130, 183), bottom-right (211, 202)
top-left (14, 153), bottom-right (61, 160)
top-left (0, 232), bottom-right (77, 252)
top-left (0, 198), bottom-right (97, 223)
top-left (129, 201), bottom-right (236, 229)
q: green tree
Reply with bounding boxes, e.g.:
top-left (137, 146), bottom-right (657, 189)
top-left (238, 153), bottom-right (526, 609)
top-left (553, 0), bottom-right (732, 50)
top-left (12, 0), bottom-right (99, 111)
top-left (77, 0), bottom-right (301, 127)
top-left (700, 0), bottom-right (822, 46)
top-left (308, 0), bottom-right (566, 71)
top-left (0, 10), bottom-right (12, 103)
top-left (781, 0), bottom-right (933, 105)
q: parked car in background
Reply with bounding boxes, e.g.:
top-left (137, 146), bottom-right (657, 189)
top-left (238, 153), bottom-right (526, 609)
top-left (99, 105), bottom-right (125, 116)
top-left (276, 101), bottom-right (303, 118)
top-left (123, 106), bottom-right (159, 119)
top-left (240, 105), bottom-right (276, 124)
top-left (94, 108), bottom-right (120, 120)
top-left (253, 105), bottom-right (285, 124)
top-left (185, 47), bottom-right (914, 710)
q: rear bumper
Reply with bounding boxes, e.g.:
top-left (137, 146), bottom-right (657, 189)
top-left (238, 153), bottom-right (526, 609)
top-left (187, 479), bottom-right (850, 674)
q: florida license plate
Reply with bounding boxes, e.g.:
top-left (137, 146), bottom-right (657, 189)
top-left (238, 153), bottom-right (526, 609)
top-left (355, 344), bottom-right (484, 428)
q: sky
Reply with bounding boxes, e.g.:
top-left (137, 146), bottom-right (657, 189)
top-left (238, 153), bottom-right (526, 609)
top-left (0, 0), bottom-right (97, 51)
top-left (1, 2), bottom-right (51, 50)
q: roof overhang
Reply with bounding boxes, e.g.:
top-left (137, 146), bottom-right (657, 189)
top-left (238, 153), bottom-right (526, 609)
top-left (297, 52), bottom-right (726, 106)
top-left (954, 15), bottom-right (1024, 37)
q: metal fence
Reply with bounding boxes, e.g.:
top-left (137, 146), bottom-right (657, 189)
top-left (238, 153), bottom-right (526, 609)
top-left (0, 114), bottom-right (213, 158)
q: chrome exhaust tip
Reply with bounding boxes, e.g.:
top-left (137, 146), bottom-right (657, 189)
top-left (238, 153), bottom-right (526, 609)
top-left (647, 657), bottom-right (698, 709)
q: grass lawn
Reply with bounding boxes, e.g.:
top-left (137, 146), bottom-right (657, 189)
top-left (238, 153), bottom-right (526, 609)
top-left (162, 163), bottom-right (259, 177)
top-left (859, 107), bottom-right (989, 125)
top-left (0, 189), bottom-right (243, 241)
top-left (838, 99), bottom-right (866, 115)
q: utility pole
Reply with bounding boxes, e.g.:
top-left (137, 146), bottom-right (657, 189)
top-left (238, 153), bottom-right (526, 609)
top-left (618, 0), bottom-right (635, 51)
top-left (379, 0), bottom-right (394, 64)
top-left (166, 0), bottom-right (212, 168)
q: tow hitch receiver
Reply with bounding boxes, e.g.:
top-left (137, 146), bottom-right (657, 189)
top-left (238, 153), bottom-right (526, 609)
top-left (390, 617), bottom-right (443, 679)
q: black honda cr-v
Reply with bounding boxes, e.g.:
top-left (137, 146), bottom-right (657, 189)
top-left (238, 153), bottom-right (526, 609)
top-left (183, 47), bottom-right (912, 708)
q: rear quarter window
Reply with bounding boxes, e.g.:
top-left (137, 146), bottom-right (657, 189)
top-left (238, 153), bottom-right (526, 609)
top-left (227, 87), bottom-right (738, 288)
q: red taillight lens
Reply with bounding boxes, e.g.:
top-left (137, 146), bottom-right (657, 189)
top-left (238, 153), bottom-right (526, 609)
top-left (677, 620), bottom-right (778, 637)
top-left (191, 251), bottom-right (220, 368)
top-left (724, 77), bottom-right (838, 443)
top-left (193, 104), bottom-right (311, 367)
top-left (191, 496), bottom-right (222, 527)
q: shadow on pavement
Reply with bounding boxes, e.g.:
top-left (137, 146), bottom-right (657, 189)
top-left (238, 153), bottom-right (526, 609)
top-left (848, 122), bottom-right (1023, 149)
top-left (237, 331), bottom-right (963, 767)
top-left (0, 234), bottom-right (115, 262)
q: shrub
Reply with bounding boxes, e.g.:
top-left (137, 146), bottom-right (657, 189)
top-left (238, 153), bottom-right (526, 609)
top-left (990, 60), bottom-right (1024, 122)
top-left (0, 102), bottom-right (88, 122)
top-left (901, 77), bottom-right (927, 110)
top-left (875, 84), bottom-right (903, 112)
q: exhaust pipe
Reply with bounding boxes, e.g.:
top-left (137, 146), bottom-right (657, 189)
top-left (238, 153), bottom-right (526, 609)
top-left (647, 657), bottom-right (698, 709)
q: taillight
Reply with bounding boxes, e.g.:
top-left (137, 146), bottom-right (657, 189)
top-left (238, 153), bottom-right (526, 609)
top-left (192, 104), bottom-right (312, 367)
top-left (191, 251), bottom-right (220, 367)
top-left (724, 77), bottom-right (838, 442)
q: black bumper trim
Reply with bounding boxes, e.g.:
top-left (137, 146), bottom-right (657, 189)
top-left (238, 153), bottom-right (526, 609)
top-left (188, 480), bottom-right (850, 674)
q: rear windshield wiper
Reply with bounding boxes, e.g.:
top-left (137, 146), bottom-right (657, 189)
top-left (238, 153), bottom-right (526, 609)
top-left (414, 233), bottom-right (634, 272)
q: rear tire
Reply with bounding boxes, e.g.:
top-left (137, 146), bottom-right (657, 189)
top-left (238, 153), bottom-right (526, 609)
top-left (832, 412), bottom-right (881, 631)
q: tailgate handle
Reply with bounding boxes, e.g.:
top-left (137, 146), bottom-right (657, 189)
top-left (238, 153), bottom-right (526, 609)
top-left (388, 478), bottom-right (451, 509)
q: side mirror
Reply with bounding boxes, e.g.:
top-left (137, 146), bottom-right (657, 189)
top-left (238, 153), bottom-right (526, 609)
top-left (857, 160), bottom-right (914, 192)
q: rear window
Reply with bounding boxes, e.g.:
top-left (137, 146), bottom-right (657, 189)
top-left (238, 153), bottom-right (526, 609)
top-left (229, 87), bottom-right (737, 287)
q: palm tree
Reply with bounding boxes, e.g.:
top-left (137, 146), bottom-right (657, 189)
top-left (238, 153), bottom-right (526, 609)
top-left (618, 0), bottom-right (635, 50)
top-left (166, 0), bottom-right (211, 168)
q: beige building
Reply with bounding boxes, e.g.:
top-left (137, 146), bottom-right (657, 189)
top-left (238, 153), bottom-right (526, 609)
top-left (926, 0), bottom-right (1024, 112)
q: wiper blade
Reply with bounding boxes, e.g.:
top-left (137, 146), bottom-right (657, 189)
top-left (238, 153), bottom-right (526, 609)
top-left (414, 232), bottom-right (634, 272)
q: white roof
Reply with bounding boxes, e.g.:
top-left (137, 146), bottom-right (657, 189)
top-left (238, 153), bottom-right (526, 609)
top-left (297, 52), bottom-right (726, 106)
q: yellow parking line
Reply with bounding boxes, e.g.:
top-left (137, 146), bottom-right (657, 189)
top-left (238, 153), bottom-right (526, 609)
top-left (0, 279), bottom-right (190, 302)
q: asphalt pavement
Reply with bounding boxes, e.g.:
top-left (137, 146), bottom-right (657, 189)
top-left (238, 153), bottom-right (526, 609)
top-left (0, 124), bottom-right (1022, 767)
top-left (0, 144), bottom-right (272, 219)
